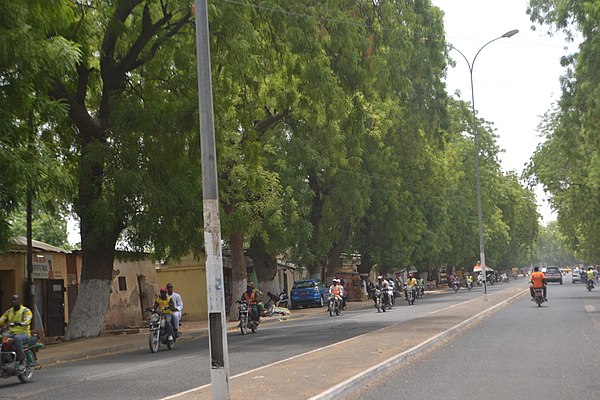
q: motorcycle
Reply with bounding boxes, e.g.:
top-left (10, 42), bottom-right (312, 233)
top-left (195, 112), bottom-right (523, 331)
top-left (263, 292), bottom-right (291, 317)
top-left (533, 288), bottom-right (545, 307)
top-left (500, 273), bottom-right (510, 283)
top-left (146, 308), bottom-right (176, 352)
top-left (373, 289), bottom-right (385, 313)
top-left (452, 280), bottom-right (461, 293)
top-left (466, 280), bottom-right (473, 291)
top-left (237, 301), bottom-right (259, 335)
top-left (0, 327), bottom-right (44, 383)
top-left (587, 278), bottom-right (594, 292)
top-left (418, 284), bottom-right (425, 298)
top-left (328, 293), bottom-right (341, 316)
top-left (405, 286), bottom-right (416, 305)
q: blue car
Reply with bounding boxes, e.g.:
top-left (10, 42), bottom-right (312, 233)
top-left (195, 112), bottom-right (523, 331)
top-left (290, 279), bottom-right (328, 309)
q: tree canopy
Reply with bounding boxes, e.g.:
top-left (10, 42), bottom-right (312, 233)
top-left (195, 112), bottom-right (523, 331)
top-left (0, 0), bottom-right (541, 337)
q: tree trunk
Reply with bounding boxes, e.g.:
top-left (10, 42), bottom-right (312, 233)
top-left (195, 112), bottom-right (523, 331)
top-left (248, 236), bottom-right (279, 298)
top-left (228, 230), bottom-right (247, 322)
top-left (64, 243), bottom-right (116, 340)
top-left (358, 253), bottom-right (373, 275)
top-left (326, 219), bottom-right (352, 282)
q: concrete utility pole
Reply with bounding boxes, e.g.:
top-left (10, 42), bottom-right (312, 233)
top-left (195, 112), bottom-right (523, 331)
top-left (194, 1), bottom-right (230, 398)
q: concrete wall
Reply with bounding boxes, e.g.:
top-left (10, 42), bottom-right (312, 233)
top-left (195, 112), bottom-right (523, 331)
top-left (156, 254), bottom-right (207, 321)
top-left (104, 257), bottom-right (158, 329)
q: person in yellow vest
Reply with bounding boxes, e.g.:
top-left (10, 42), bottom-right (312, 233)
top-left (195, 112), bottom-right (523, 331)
top-left (152, 287), bottom-right (176, 341)
top-left (466, 274), bottom-right (473, 289)
top-left (0, 294), bottom-right (32, 372)
top-left (587, 267), bottom-right (595, 289)
top-left (405, 274), bottom-right (418, 300)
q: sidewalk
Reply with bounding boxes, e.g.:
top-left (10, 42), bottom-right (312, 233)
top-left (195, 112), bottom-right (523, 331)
top-left (37, 299), bottom-right (376, 366)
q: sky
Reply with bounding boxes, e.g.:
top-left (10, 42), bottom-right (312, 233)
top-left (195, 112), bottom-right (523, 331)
top-left (432, 0), bottom-right (578, 224)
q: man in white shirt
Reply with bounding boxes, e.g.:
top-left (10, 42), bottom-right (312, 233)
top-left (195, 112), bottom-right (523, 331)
top-left (166, 283), bottom-right (184, 337)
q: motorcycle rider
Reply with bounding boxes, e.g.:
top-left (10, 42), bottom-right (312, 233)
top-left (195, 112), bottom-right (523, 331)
top-left (387, 278), bottom-right (396, 304)
top-left (405, 274), bottom-right (417, 300)
top-left (152, 287), bottom-right (176, 341)
top-left (0, 294), bottom-right (32, 372)
top-left (529, 266), bottom-right (547, 301)
top-left (466, 274), bottom-right (473, 289)
top-left (166, 283), bottom-right (183, 337)
top-left (241, 282), bottom-right (260, 323)
top-left (417, 276), bottom-right (425, 296)
top-left (587, 267), bottom-right (595, 289)
top-left (374, 276), bottom-right (390, 307)
top-left (338, 279), bottom-right (347, 310)
top-left (329, 279), bottom-right (342, 311)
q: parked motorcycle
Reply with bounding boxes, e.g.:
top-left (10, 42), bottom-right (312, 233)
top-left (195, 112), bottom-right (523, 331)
top-left (146, 307), bottom-right (176, 352)
top-left (0, 328), bottom-right (43, 383)
top-left (452, 280), bottom-right (461, 293)
top-left (532, 288), bottom-right (545, 307)
top-left (587, 278), bottom-right (594, 292)
top-left (328, 293), bottom-right (341, 316)
top-left (237, 301), bottom-right (259, 335)
top-left (500, 273), bottom-right (510, 283)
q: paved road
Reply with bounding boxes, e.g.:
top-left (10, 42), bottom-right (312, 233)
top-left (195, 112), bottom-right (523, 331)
top-left (348, 277), bottom-right (600, 400)
top-left (0, 281), bottom-right (520, 399)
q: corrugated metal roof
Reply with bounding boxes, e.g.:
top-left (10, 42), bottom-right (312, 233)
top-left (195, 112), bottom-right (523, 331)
top-left (10, 236), bottom-right (70, 254)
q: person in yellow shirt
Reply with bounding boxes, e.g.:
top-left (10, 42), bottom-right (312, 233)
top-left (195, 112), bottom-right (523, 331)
top-left (586, 268), bottom-right (595, 289)
top-left (0, 294), bottom-right (32, 371)
top-left (152, 287), bottom-right (176, 341)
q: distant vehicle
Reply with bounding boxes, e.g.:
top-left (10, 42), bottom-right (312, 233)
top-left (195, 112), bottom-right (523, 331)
top-left (290, 279), bottom-right (328, 309)
top-left (544, 266), bottom-right (563, 284)
top-left (572, 269), bottom-right (585, 284)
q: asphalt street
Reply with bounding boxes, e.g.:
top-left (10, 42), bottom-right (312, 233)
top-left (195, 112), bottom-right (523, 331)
top-left (0, 280), bottom-right (526, 400)
top-left (348, 276), bottom-right (600, 400)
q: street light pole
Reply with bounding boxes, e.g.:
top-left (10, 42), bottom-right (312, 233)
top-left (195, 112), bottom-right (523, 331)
top-left (450, 29), bottom-right (518, 299)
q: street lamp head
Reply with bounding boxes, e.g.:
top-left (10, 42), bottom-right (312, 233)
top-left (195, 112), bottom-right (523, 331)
top-left (502, 29), bottom-right (519, 38)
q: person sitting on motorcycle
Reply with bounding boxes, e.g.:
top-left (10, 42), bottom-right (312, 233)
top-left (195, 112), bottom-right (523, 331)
top-left (329, 279), bottom-right (342, 310)
top-left (387, 278), bottom-right (396, 304)
top-left (405, 274), bottom-right (417, 299)
top-left (587, 267), bottom-right (595, 288)
top-left (466, 274), bottom-right (473, 288)
top-left (417, 277), bottom-right (425, 294)
top-left (529, 266), bottom-right (547, 301)
top-left (152, 287), bottom-right (176, 341)
top-left (241, 282), bottom-right (260, 323)
top-left (0, 294), bottom-right (32, 372)
top-left (338, 279), bottom-right (347, 310)
top-left (374, 276), bottom-right (389, 306)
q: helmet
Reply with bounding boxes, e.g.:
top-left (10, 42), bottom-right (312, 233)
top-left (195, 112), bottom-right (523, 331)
top-left (333, 278), bottom-right (340, 283)
top-left (409, 274), bottom-right (413, 278)
top-left (160, 287), bottom-right (168, 293)
top-left (377, 276), bottom-right (383, 280)
top-left (247, 281), bottom-right (255, 288)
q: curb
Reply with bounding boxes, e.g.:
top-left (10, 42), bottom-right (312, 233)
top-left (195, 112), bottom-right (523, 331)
top-left (310, 288), bottom-right (528, 400)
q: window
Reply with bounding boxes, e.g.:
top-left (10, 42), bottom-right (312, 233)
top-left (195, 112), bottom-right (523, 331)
top-left (118, 276), bottom-right (127, 291)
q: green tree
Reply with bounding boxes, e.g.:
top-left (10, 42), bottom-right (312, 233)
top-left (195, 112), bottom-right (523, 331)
top-left (528, 0), bottom-right (600, 262)
top-left (9, 207), bottom-right (69, 248)
top-left (44, 1), bottom-right (199, 339)
top-left (0, 0), bottom-right (80, 249)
